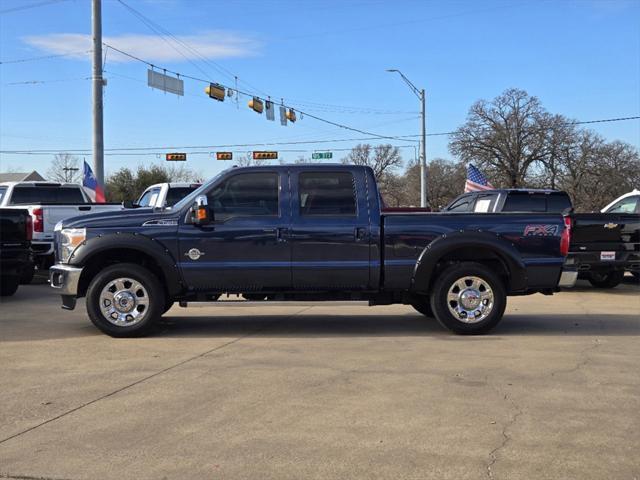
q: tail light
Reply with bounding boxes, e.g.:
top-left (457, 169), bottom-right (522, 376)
top-left (25, 215), bottom-right (33, 241)
top-left (560, 216), bottom-right (572, 256)
top-left (32, 208), bottom-right (44, 233)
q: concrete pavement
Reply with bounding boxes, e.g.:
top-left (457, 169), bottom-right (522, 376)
top-left (0, 279), bottom-right (638, 480)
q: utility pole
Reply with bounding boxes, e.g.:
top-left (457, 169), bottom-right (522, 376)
top-left (420, 89), bottom-right (426, 208)
top-left (386, 69), bottom-right (428, 207)
top-left (62, 167), bottom-right (79, 183)
top-left (92, 0), bottom-right (104, 186)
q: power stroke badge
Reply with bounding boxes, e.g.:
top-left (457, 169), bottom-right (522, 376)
top-left (185, 248), bottom-right (205, 260)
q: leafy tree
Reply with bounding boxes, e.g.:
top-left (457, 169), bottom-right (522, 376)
top-left (105, 163), bottom-right (197, 202)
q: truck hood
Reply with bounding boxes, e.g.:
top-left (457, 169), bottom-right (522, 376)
top-left (61, 207), bottom-right (181, 229)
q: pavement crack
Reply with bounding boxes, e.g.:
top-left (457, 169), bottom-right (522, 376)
top-left (0, 474), bottom-right (74, 480)
top-left (485, 382), bottom-right (523, 480)
top-left (550, 339), bottom-right (601, 377)
top-left (0, 307), bottom-right (312, 447)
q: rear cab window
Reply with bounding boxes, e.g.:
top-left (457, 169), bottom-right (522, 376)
top-left (166, 186), bottom-right (199, 207)
top-left (503, 193), bottom-right (546, 212)
top-left (9, 186), bottom-right (86, 205)
top-left (298, 171), bottom-right (357, 216)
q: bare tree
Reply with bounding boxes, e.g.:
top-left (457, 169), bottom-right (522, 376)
top-left (449, 88), bottom-right (554, 187)
top-left (236, 152), bottom-right (261, 167)
top-left (47, 153), bottom-right (81, 183)
top-left (342, 144), bottom-right (402, 181)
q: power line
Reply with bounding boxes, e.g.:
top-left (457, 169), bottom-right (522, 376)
top-left (2, 76), bottom-right (91, 86)
top-left (2, 115), bottom-right (637, 155)
top-left (0, 50), bottom-right (92, 65)
top-left (103, 43), bottom-right (419, 144)
top-left (0, 0), bottom-right (69, 14)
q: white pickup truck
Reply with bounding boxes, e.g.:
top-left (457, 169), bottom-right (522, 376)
top-left (0, 182), bottom-right (121, 269)
top-left (130, 182), bottom-right (201, 209)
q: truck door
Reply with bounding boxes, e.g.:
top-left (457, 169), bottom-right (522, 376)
top-left (289, 168), bottom-right (372, 290)
top-left (177, 170), bottom-right (291, 292)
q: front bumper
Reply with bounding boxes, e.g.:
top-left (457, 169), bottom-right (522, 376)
top-left (50, 264), bottom-right (83, 309)
top-left (558, 268), bottom-right (578, 288)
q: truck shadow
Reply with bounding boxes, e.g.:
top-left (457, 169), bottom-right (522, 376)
top-left (156, 312), bottom-right (640, 338)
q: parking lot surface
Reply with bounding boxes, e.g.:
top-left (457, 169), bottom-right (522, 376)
top-left (1, 278), bottom-right (639, 480)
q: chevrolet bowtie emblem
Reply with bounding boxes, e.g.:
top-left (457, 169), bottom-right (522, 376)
top-left (604, 223), bottom-right (618, 229)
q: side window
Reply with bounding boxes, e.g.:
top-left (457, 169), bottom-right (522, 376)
top-left (299, 171), bottom-right (356, 216)
top-left (0, 187), bottom-right (7, 203)
top-left (607, 196), bottom-right (639, 213)
top-left (208, 172), bottom-right (279, 221)
top-left (138, 188), bottom-right (159, 207)
top-left (447, 195), bottom-right (473, 212)
top-left (473, 194), bottom-right (496, 213)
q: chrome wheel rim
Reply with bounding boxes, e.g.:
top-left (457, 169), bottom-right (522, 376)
top-left (446, 276), bottom-right (494, 324)
top-left (99, 277), bottom-right (149, 327)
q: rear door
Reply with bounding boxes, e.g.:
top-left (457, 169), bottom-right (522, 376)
top-left (289, 168), bottom-right (372, 290)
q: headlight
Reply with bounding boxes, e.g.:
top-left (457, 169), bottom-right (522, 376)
top-left (57, 228), bottom-right (86, 263)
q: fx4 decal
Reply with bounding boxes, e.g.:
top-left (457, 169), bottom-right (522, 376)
top-left (524, 224), bottom-right (559, 237)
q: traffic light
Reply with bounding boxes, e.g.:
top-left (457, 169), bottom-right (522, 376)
top-left (216, 152), bottom-right (233, 160)
top-left (252, 151), bottom-right (278, 160)
top-left (205, 83), bottom-right (225, 101)
top-left (286, 108), bottom-right (297, 123)
top-left (166, 152), bottom-right (187, 161)
top-left (248, 97), bottom-right (264, 114)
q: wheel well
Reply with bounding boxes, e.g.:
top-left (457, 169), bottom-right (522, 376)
top-left (427, 247), bottom-right (510, 292)
top-left (77, 248), bottom-right (169, 298)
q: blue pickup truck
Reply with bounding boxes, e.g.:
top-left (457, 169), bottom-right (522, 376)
top-left (50, 165), bottom-right (575, 337)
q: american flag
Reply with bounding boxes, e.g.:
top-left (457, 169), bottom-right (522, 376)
top-left (465, 164), bottom-right (494, 192)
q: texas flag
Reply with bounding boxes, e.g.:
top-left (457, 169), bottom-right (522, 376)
top-left (83, 161), bottom-right (106, 203)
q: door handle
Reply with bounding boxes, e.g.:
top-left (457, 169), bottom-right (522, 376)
top-left (277, 227), bottom-right (289, 242)
top-left (355, 227), bottom-right (367, 241)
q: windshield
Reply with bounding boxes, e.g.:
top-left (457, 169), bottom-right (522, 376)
top-left (171, 172), bottom-right (225, 211)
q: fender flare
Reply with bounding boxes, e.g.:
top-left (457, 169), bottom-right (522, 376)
top-left (69, 233), bottom-right (183, 296)
top-left (411, 231), bottom-right (527, 293)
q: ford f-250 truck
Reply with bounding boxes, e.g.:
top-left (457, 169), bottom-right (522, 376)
top-left (50, 165), bottom-right (575, 337)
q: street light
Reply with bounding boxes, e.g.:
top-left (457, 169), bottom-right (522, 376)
top-left (386, 69), bottom-right (427, 207)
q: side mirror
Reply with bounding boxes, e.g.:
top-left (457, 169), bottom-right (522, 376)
top-left (191, 195), bottom-right (212, 225)
top-left (122, 200), bottom-right (137, 209)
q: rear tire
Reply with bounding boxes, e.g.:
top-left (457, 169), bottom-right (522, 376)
top-left (587, 270), bottom-right (624, 289)
top-left (0, 276), bottom-right (19, 297)
top-left (86, 263), bottom-right (164, 337)
top-left (430, 262), bottom-right (506, 335)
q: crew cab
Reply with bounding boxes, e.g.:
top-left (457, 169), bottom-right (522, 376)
top-left (126, 183), bottom-right (202, 209)
top-left (0, 182), bottom-right (121, 270)
top-left (50, 165), bottom-right (575, 337)
top-left (0, 208), bottom-right (34, 296)
top-left (445, 189), bottom-right (640, 288)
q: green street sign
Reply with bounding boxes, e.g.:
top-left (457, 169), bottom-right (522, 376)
top-left (312, 152), bottom-right (333, 160)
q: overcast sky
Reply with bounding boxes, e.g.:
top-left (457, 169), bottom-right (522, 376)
top-left (1, 0), bottom-right (639, 180)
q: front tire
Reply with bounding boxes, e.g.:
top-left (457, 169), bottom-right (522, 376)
top-left (430, 262), bottom-right (507, 335)
top-left (587, 270), bottom-right (624, 289)
top-left (86, 263), bottom-right (164, 337)
top-left (411, 296), bottom-right (434, 317)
